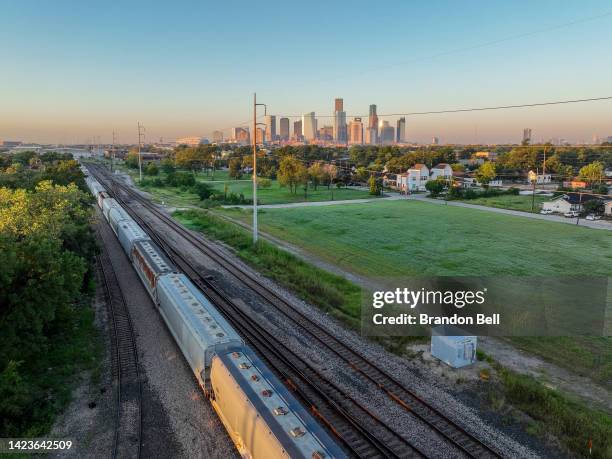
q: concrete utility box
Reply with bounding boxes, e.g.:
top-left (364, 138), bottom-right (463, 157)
top-left (431, 326), bottom-right (477, 368)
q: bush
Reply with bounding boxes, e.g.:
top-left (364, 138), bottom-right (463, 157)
top-left (165, 171), bottom-right (195, 187)
top-left (144, 162), bottom-right (159, 176)
top-left (258, 178), bottom-right (272, 189)
top-left (192, 182), bottom-right (213, 200)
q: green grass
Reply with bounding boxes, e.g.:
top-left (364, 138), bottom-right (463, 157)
top-left (173, 209), bottom-right (362, 326)
top-left (488, 359), bottom-right (612, 459)
top-left (217, 199), bottom-right (612, 277)
top-left (507, 337), bottom-right (612, 387)
top-left (456, 194), bottom-right (549, 212)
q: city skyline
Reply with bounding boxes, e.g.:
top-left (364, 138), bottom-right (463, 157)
top-left (2, 1), bottom-right (612, 144)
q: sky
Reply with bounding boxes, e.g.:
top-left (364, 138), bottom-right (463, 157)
top-left (1, 0), bottom-right (612, 145)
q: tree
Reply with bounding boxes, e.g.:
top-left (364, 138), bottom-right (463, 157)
top-left (323, 164), bottom-right (338, 189)
top-left (145, 162), bottom-right (159, 176)
top-left (192, 182), bottom-right (213, 200)
top-left (228, 158), bottom-right (242, 179)
top-left (278, 155), bottom-right (303, 194)
top-left (308, 162), bottom-right (324, 190)
top-left (160, 158), bottom-right (175, 174)
top-left (175, 146), bottom-right (211, 174)
top-left (475, 162), bottom-right (496, 188)
top-left (579, 161), bottom-right (604, 185)
top-left (354, 166), bottom-right (369, 183)
top-left (124, 152), bottom-right (140, 169)
top-left (425, 179), bottom-right (445, 197)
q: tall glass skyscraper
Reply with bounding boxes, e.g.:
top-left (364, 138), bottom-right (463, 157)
top-left (333, 98), bottom-right (347, 144)
top-left (302, 112), bottom-right (317, 141)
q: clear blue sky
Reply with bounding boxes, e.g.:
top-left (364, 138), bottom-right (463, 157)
top-left (2, 0), bottom-right (612, 144)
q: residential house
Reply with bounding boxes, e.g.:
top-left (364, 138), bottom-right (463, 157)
top-left (605, 200), bottom-right (612, 216)
top-left (541, 194), bottom-right (600, 214)
top-left (430, 163), bottom-right (453, 181)
top-left (397, 164), bottom-right (429, 191)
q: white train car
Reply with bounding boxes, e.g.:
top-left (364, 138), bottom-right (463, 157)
top-left (211, 347), bottom-right (347, 459)
top-left (116, 219), bottom-right (150, 257)
top-left (101, 197), bottom-right (120, 222)
top-left (156, 273), bottom-right (244, 387)
top-left (86, 177), bottom-right (105, 197)
top-left (108, 206), bottom-right (132, 236)
top-left (131, 240), bottom-right (176, 301)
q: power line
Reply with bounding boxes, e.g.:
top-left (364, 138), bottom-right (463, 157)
top-left (273, 95), bottom-right (612, 118)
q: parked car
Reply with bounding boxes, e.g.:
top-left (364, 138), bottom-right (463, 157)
top-left (585, 214), bottom-right (601, 221)
top-left (540, 209), bottom-right (553, 215)
top-left (564, 211), bottom-right (580, 218)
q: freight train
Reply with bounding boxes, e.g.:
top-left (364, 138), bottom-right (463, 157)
top-left (84, 171), bottom-right (345, 459)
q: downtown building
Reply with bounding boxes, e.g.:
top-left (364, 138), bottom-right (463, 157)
top-left (279, 117), bottom-right (290, 141)
top-left (231, 127), bottom-right (250, 145)
top-left (265, 115), bottom-right (276, 144)
top-left (379, 120), bottom-right (395, 145)
top-left (212, 130), bottom-right (224, 143)
top-left (293, 120), bottom-right (303, 141)
top-left (348, 118), bottom-right (363, 144)
top-left (366, 104), bottom-right (378, 144)
top-left (302, 112), bottom-right (317, 142)
top-left (333, 98), bottom-right (347, 144)
top-left (396, 117), bottom-right (406, 143)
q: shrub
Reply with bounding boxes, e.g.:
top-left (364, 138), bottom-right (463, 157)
top-left (192, 182), bottom-right (213, 200)
top-left (144, 162), bottom-right (159, 176)
top-left (165, 171), bottom-right (195, 187)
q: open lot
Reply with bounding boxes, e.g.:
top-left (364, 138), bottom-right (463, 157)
top-left (456, 194), bottom-right (549, 212)
top-left (219, 199), bottom-right (612, 277)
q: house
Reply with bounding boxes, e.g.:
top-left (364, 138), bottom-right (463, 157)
top-left (382, 173), bottom-right (397, 188)
top-left (605, 201), bottom-right (612, 216)
top-left (397, 164), bottom-right (429, 191)
top-left (462, 177), bottom-right (503, 188)
top-left (541, 194), bottom-right (601, 214)
top-left (528, 170), bottom-right (552, 184)
top-left (430, 163), bottom-right (453, 180)
top-left (562, 179), bottom-right (587, 189)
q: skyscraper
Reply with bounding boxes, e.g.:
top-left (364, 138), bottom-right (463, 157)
top-left (318, 125), bottom-right (333, 141)
top-left (231, 127), bottom-right (249, 145)
top-left (256, 127), bottom-right (265, 144)
top-left (522, 128), bottom-right (532, 144)
top-left (367, 104), bottom-right (378, 144)
top-left (293, 120), bottom-right (302, 141)
top-left (279, 117), bottom-right (290, 141)
top-left (396, 117), bottom-right (406, 143)
top-left (335, 98), bottom-right (343, 112)
top-left (302, 112), bottom-right (317, 141)
top-left (349, 118), bottom-right (363, 144)
top-left (265, 115), bottom-right (276, 143)
top-left (212, 130), bottom-right (223, 143)
top-left (333, 97), bottom-right (347, 144)
top-left (379, 120), bottom-right (395, 145)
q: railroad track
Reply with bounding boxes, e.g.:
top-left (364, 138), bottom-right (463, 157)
top-left (96, 225), bottom-right (142, 459)
top-left (92, 164), bottom-right (500, 458)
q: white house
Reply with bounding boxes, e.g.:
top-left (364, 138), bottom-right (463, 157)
top-left (605, 200), bottom-right (612, 216)
top-left (541, 194), bottom-right (600, 214)
top-left (397, 164), bottom-right (430, 191)
top-left (430, 163), bottom-right (453, 180)
top-left (528, 170), bottom-right (552, 184)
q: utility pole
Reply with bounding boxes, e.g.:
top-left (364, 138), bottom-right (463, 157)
top-left (252, 93), bottom-right (267, 244)
top-left (111, 130), bottom-right (116, 173)
top-left (137, 122), bottom-right (145, 182)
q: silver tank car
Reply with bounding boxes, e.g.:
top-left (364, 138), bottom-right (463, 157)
top-left (101, 197), bottom-right (120, 222)
top-left (107, 206), bottom-right (132, 236)
top-left (116, 219), bottom-right (150, 258)
top-left (211, 346), bottom-right (347, 459)
top-left (97, 191), bottom-right (110, 210)
top-left (155, 273), bottom-right (244, 389)
top-left (131, 240), bottom-right (176, 301)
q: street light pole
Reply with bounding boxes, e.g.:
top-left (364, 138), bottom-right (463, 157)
top-left (253, 94), bottom-right (258, 243)
top-left (137, 122), bottom-right (145, 182)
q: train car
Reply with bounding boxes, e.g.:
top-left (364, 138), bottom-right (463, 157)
top-left (210, 346), bottom-right (347, 459)
top-left (116, 219), bottom-right (150, 257)
top-left (155, 273), bottom-right (243, 388)
top-left (97, 191), bottom-right (110, 209)
top-left (131, 240), bottom-right (176, 301)
top-left (108, 206), bottom-right (132, 236)
top-left (86, 177), bottom-right (105, 197)
top-left (101, 197), bottom-right (118, 221)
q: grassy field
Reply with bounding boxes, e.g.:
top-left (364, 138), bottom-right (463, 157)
top-left (218, 200), bottom-right (612, 277)
top-left (112, 163), bottom-right (374, 206)
top-left (456, 194), bottom-right (549, 212)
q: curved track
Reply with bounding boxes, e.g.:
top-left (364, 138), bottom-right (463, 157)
top-left (97, 225), bottom-right (143, 459)
top-left (91, 164), bottom-right (500, 458)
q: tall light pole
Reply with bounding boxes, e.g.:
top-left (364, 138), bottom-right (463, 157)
top-left (137, 122), bottom-right (145, 182)
top-left (111, 130), bottom-right (116, 173)
top-left (252, 93), bottom-right (267, 244)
